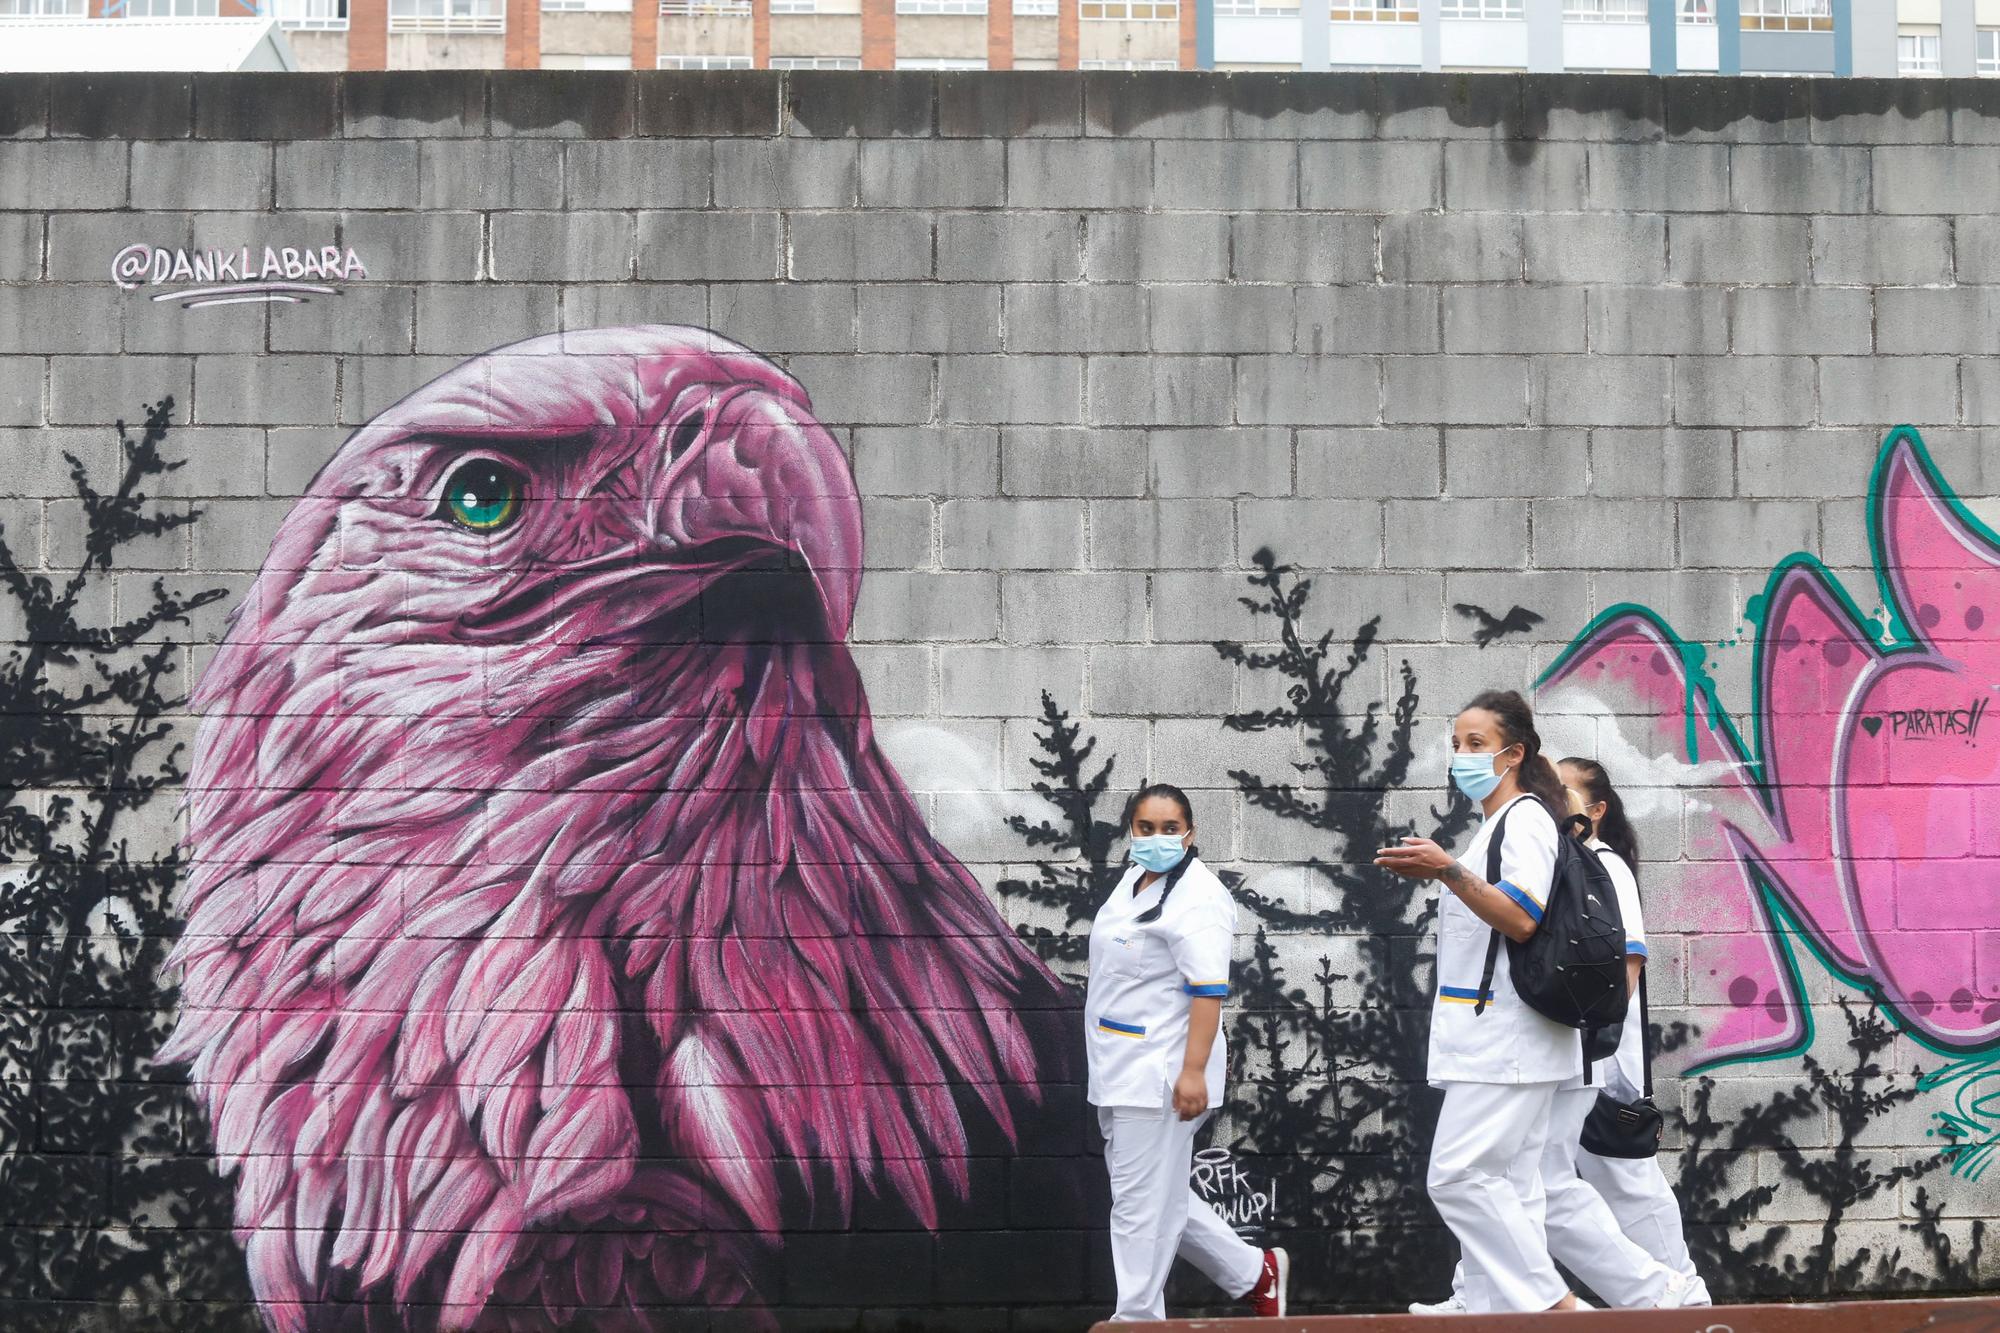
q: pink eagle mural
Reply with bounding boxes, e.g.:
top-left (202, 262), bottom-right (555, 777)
top-left (158, 326), bottom-right (1074, 1331)
top-left (1541, 427), bottom-right (2000, 1070)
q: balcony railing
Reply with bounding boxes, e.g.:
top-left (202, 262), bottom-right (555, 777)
top-left (1080, 0), bottom-right (1176, 18)
top-left (1564, 0), bottom-right (1644, 21)
top-left (271, 0), bottom-right (347, 27)
top-left (1739, 0), bottom-right (1829, 30)
top-left (0, 0), bottom-right (86, 16)
top-left (388, 0), bottom-right (502, 30)
top-left (1330, 0), bottom-right (1414, 20)
top-left (1214, 0), bottom-right (1297, 15)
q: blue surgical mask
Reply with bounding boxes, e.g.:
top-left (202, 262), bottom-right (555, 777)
top-left (1129, 833), bottom-right (1188, 874)
top-left (1450, 749), bottom-right (1514, 802)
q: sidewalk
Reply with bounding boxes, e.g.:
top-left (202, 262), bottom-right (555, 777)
top-left (1091, 1295), bottom-right (2000, 1332)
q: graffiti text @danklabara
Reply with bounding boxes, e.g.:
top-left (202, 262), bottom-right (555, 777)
top-left (111, 241), bottom-right (369, 309)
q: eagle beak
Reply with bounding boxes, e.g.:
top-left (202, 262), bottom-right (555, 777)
top-left (654, 384), bottom-right (863, 640)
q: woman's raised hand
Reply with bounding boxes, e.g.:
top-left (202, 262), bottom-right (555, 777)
top-left (1373, 835), bottom-right (1456, 881)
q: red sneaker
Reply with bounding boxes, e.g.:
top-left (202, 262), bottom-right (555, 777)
top-left (1245, 1247), bottom-right (1289, 1317)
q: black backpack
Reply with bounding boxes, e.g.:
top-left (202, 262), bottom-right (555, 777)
top-left (1474, 795), bottom-right (1630, 1055)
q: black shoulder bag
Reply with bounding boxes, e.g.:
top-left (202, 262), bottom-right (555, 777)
top-left (1578, 969), bottom-right (1664, 1159)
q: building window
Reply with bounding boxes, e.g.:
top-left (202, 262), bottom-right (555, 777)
top-left (1329, 0), bottom-right (1413, 19)
top-left (1439, 0), bottom-right (1521, 17)
top-left (1738, 0), bottom-right (1829, 30)
top-left (657, 52), bottom-right (752, 64)
top-left (270, 0), bottom-right (347, 24)
top-left (1080, 0), bottom-right (1175, 16)
top-left (897, 0), bottom-right (987, 11)
top-left (118, 0), bottom-right (219, 15)
top-left (1081, 56), bottom-right (1178, 64)
top-left (543, 52), bottom-right (633, 63)
top-left (1676, 0), bottom-right (1712, 22)
top-left (892, 55), bottom-right (988, 65)
top-left (659, 0), bottom-right (750, 11)
top-left (1898, 26), bottom-right (1941, 73)
top-left (1564, 0), bottom-right (1643, 19)
top-left (770, 54), bottom-right (862, 65)
top-left (0, 0), bottom-right (86, 14)
top-left (1012, 0), bottom-right (1057, 10)
top-left (387, 0), bottom-right (502, 28)
top-left (1980, 27), bottom-right (2000, 72)
top-left (769, 0), bottom-right (817, 10)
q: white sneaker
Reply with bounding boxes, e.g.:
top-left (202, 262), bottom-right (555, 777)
top-left (1658, 1272), bottom-right (1706, 1308)
top-left (1408, 1294), bottom-right (1468, 1315)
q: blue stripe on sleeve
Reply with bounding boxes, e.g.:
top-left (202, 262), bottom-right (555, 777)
top-left (1626, 941), bottom-right (1649, 958)
top-left (1496, 878), bottom-right (1545, 924)
top-left (1183, 982), bottom-right (1230, 997)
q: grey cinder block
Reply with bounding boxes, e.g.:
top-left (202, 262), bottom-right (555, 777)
top-left (276, 141), bottom-right (420, 211)
top-left (491, 212), bottom-right (634, 283)
top-left (941, 498), bottom-right (1086, 570)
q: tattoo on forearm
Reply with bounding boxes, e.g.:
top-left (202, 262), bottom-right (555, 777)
top-left (1440, 862), bottom-right (1469, 890)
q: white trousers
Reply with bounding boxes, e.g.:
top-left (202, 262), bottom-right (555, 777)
top-left (1578, 1144), bottom-right (1712, 1303)
top-left (1099, 1104), bottom-right (1266, 1322)
top-left (1446, 1090), bottom-right (1712, 1309)
top-left (1427, 1080), bottom-right (1568, 1313)
top-left (1542, 1086), bottom-right (1676, 1305)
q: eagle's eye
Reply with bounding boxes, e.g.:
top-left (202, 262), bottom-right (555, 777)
top-left (437, 460), bottom-right (526, 533)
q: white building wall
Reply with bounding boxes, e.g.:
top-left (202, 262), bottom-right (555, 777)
top-left (1561, 19), bottom-right (1649, 66)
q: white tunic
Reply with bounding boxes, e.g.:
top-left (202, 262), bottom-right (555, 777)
top-left (1428, 795), bottom-right (1584, 1087)
top-left (1085, 858), bottom-right (1234, 1110)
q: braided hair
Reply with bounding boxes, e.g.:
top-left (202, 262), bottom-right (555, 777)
top-left (1123, 783), bottom-right (1197, 925)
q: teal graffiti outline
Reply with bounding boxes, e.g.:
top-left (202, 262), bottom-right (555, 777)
top-left (1919, 1051), bottom-right (2000, 1183)
top-left (1538, 426), bottom-right (2000, 1071)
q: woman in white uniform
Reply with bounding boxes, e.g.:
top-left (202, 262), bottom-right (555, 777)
top-left (1407, 757), bottom-right (1709, 1314)
top-left (1374, 690), bottom-right (1582, 1314)
top-left (1561, 757), bottom-right (1713, 1307)
top-left (1086, 783), bottom-right (1288, 1322)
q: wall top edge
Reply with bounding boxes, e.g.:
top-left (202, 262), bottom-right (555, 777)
top-left (0, 68), bottom-right (1989, 142)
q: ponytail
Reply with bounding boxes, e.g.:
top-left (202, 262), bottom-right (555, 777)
top-left (1460, 689), bottom-right (1569, 817)
top-left (1560, 756), bottom-right (1641, 884)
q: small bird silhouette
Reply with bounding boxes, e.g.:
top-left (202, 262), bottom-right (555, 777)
top-left (1453, 602), bottom-right (1545, 649)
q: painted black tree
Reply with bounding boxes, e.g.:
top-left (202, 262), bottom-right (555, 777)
top-left (0, 398), bottom-right (246, 1316)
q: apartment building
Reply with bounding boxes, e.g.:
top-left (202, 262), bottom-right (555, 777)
top-left (0, 0), bottom-right (1993, 77)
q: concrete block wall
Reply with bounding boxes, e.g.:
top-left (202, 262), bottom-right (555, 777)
top-left (4, 68), bottom-right (2000, 1329)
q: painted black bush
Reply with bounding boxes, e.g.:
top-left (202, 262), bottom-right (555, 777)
top-left (0, 398), bottom-right (246, 1318)
top-left (1674, 996), bottom-right (1985, 1299)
